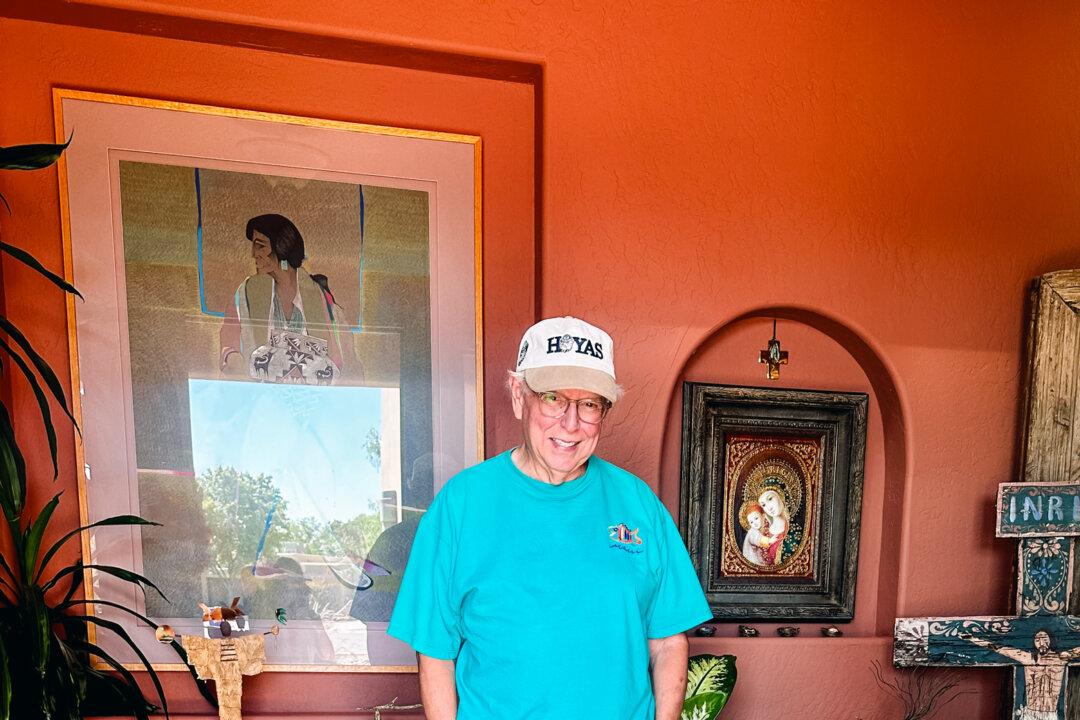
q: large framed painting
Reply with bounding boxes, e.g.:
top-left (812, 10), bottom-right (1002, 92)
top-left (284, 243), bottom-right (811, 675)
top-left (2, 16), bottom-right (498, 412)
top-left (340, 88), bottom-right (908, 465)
top-left (680, 384), bottom-right (868, 621)
top-left (54, 90), bottom-right (482, 671)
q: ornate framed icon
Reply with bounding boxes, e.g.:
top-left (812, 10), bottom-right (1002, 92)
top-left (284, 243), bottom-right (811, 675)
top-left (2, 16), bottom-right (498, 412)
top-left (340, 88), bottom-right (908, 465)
top-left (680, 384), bottom-right (868, 621)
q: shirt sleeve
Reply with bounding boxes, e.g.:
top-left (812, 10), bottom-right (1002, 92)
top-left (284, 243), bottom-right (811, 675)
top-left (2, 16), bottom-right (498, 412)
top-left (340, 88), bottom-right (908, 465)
top-left (387, 490), bottom-right (463, 660)
top-left (646, 502), bottom-right (712, 639)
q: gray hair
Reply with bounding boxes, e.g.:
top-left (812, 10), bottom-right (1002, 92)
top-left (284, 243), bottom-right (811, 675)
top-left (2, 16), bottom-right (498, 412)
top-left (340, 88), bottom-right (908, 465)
top-left (506, 369), bottom-right (526, 392)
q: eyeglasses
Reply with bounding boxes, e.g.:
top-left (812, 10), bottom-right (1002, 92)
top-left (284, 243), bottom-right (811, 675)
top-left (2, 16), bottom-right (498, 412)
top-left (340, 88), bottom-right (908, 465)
top-left (529, 389), bottom-right (610, 424)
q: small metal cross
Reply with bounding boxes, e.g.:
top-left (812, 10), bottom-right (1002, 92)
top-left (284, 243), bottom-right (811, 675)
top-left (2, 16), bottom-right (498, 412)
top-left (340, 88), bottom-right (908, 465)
top-left (759, 319), bottom-right (789, 380)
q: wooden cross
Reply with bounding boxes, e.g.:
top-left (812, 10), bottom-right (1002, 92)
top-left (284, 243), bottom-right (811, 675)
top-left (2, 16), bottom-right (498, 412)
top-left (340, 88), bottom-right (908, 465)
top-left (894, 482), bottom-right (1080, 720)
top-left (758, 320), bottom-right (788, 380)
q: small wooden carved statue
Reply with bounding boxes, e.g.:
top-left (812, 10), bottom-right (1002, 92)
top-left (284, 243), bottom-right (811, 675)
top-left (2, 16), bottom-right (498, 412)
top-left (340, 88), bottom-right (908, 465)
top-left (182, 633), bottom-right (266, 720)
top-left (171, 598), bottom-right (272, 720)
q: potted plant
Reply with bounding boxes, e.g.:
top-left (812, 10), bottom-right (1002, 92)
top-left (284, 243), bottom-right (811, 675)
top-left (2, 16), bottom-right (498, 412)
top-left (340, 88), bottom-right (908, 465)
top-left (0, 138), bottom-right (209, 719)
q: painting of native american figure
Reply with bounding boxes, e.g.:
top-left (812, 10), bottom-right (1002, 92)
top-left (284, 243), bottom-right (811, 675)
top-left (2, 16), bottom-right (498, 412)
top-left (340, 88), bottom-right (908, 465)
top-left (115, 161), bottom-right (441, 668)
top-left (681, 384), bottom-right (868, 621)
top-left (117, 161), bottom-right (431, 598)
top-left (724, 435), bottom-right (819, 578)
top-left (56, 91), bottom-right (482, 671)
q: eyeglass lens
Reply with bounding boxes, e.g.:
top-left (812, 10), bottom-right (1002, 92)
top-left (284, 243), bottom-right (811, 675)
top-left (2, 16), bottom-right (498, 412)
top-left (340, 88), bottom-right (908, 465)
top-left (535, 391), bottom-right (607, 423)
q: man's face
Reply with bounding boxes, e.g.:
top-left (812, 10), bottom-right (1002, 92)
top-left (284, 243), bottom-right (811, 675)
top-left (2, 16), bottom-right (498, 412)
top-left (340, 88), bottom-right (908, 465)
top-left (1036, 632), bottom-right (1051, 653)
top-left (250, 230), bottom-right (276, 275)
top-left (511, 376), bottom-right (603, 480)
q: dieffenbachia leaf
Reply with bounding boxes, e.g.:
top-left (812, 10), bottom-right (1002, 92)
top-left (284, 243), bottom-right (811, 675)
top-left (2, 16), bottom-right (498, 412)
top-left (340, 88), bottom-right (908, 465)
top-left (681, 693), bottom-right (727, 720)
top-left (686, 653), bottom-right (737, 697)
top-left (682, 654), bottom-right (736, 720)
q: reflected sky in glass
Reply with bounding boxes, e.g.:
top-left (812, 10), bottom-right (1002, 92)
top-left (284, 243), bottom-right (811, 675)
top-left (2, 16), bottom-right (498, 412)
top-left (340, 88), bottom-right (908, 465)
top-left (189, 379), bottom-right (383, 521)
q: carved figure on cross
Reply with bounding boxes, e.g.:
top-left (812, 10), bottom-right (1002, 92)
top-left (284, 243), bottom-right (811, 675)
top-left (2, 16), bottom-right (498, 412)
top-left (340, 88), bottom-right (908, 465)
top-left (894, 482), bottom-right (1080, 720)
top-left (965, 628), bottom-right (1080, 720)
top-left (758, 319), bottom-right (788, 380)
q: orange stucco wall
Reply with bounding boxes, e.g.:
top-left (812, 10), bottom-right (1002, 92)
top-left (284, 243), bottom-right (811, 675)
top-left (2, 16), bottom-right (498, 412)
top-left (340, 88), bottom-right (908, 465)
top-left (4, 2), bottom-right (1080, 717)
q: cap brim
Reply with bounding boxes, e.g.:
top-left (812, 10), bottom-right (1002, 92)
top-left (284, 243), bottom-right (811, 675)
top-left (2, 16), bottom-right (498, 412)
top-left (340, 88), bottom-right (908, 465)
top-left (523, 367), bottom-right (618, 404)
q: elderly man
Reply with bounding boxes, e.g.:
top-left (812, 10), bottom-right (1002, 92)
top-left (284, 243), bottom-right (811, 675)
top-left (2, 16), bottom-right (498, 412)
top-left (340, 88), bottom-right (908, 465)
top-left (388, 317), bottom-right (711, 719)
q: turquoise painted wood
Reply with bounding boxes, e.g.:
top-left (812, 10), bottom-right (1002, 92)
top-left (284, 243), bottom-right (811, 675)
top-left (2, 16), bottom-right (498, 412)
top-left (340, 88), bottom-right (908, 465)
top-left (998, 482), bottom-right (1080, 538)
top-left (895, 481), bottom-right (1080, 720)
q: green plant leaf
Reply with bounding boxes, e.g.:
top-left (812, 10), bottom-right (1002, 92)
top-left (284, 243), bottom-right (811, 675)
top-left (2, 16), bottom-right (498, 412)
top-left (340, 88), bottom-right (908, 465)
top-left (179, 647), bottom-right (219, 708)
top-left (54, 597), bottom-right (217, 708)
top-left (0, 630), bottom-right (11, 720)
top-left (0, 242), bottom-right (82, 300)
top-left (0, 554), bottom-right (17, 589)
top-left (681, 692), bottom-right (727, 720)
top-left (24, 586), bottom-right (50, 676)
top-left (47, 634), bottom-right (84, 719)
top-left (79, 664), bottom-right (156, 719)
top-left (0, 322), bottom-right (76, 432)
top-left (55, 598), bottom-right (159, 631)
top-left (0, 405), bottom-right (26, 523)
top-left (22, 493), bottom-right (61, 580)
top-left (683, 654), bottom-right (736, 719)
top-left (0, 317), bottom-right (79, 440)
top-left (36, 515), bottom-right (159, 583)
top-left (0, 337), bottom-right (59, 476)
top-left (191, 672), bottom-right (219, 709)
top-left (44, 563), bottom-right (167, 601)
top-left (58, 614), bottom-right (168, 719)
top-left (686, 654), bottom-right (736, 699)
top-left (0, 138), bottom-right (70, 171)
top-left (65, 639), bottom-right (155, 720)
top-left (0, 574), bottom-right (16, 607)
top-left (0, 565), bottom-right (15, 604)
top-left (60, 560), bottom-right (83, 605)
top-left (164, 637), bottom-right (218, 709)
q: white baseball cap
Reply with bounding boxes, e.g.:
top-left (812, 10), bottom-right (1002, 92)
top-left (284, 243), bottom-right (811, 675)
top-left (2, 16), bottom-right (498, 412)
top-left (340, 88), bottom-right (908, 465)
top-left (515, 316), bottom-right (618, 403)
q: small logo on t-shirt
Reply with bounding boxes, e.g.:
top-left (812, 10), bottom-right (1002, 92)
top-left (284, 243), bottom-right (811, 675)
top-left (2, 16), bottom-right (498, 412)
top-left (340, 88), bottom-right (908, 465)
top-left (609, 523), bottom-right (644, 553)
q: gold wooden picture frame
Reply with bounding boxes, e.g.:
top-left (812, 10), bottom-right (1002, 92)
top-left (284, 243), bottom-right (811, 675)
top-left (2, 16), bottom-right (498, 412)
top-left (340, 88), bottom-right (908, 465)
top-left (53, 89), bottom-right (483, 672)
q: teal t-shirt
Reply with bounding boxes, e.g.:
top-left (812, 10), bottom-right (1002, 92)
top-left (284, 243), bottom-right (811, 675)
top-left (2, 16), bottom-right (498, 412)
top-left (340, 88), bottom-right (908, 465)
top-left (387, 450), bottom-right (711, 719)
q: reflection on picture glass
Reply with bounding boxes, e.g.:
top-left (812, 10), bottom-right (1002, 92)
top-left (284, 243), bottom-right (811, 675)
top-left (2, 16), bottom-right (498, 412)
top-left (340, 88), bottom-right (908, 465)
top-left (120, 160), bottom-right (432, 665)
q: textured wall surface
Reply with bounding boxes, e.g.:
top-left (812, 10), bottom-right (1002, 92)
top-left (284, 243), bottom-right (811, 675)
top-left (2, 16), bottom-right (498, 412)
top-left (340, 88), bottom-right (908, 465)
top-left (5, 1), bottom-right (1080, 717)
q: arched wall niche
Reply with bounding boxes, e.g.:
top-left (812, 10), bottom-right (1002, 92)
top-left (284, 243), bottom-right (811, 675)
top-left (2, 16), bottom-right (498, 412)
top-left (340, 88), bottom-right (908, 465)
top-left (657, 306), bottom-right (908, 637)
